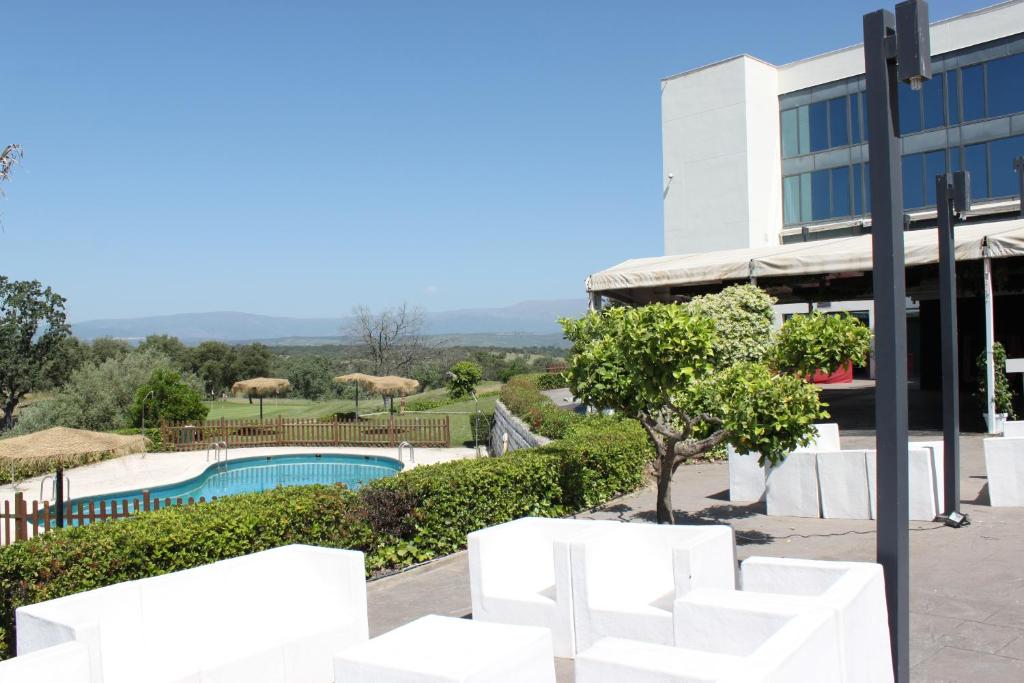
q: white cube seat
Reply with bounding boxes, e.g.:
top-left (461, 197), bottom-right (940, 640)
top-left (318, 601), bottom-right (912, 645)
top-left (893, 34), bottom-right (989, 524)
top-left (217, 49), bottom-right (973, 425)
top-left (576, 593), bottom-right (840, 683)
top-left (468, 516), bottom-right (617, 657)
top-left (332, 615), bottom-right (555, 683)
top-left (740, 556), bottom-right (893, 683)
top-left (816, 450), bottom-right (871, 520)
top-left (16, 545), bottom-right (368, 683)
top-left (729, 423), bottom-right (840, 503)
top-left (765, 451), bottom-right (821, 517)
top-left (984, 437), bottom-right (1024, 506)
top-left (570, 523), bottom-right (736, 653)
top-left (1003, 421), bottom-right (1024, 437)
top-left (0, 642), bottom-right (91, 683)
top-left (866, 446), bottom-right (943, 521)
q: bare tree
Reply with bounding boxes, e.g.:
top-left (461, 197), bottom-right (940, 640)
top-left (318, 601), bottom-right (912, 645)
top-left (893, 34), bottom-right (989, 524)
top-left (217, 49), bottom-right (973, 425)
top-left (0, 145), bottom-right (22, 194)
top-left (347, 303), bottom-right (441, 376)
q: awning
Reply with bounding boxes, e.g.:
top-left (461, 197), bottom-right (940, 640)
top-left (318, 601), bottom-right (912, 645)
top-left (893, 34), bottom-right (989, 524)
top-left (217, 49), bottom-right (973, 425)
top-left (586, 218), bottom-right (1024, 294)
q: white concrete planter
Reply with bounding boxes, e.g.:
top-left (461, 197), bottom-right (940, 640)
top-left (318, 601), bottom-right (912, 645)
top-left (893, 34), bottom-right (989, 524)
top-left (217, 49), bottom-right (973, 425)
top-left (816, 450), bottom-right (872, 520)
top-left (0, 642), bottom-right (91, 683)
top-left (729, 423), bottom-right (841, 504)
top-left (1004, 421), bottom-right (1024, 437)
top-left (983, 436), bottom-right (1024, 506)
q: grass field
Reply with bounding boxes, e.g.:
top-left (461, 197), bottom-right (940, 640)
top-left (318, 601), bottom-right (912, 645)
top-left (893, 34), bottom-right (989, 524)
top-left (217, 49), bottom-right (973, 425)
top-left (201, 382), bottom-right (502, 447)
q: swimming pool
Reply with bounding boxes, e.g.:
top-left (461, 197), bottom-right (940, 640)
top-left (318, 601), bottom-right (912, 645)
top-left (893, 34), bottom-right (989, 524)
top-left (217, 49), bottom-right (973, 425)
top-left (42, 453), bottom-right (402, 527)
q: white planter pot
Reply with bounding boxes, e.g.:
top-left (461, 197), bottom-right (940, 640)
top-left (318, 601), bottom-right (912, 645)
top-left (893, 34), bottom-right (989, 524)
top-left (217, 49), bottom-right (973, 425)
top-left (988, 412), bottom-right (1008, 433)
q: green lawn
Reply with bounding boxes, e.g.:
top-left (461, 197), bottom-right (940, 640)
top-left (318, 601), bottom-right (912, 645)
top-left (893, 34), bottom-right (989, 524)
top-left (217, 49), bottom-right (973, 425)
top-left (201, 382), bottom-right (502, 447)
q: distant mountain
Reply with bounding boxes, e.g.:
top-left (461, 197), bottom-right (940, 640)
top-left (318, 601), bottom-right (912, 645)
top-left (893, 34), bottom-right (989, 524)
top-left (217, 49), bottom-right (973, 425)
top-left (71, 299), bottom-right (587, 346)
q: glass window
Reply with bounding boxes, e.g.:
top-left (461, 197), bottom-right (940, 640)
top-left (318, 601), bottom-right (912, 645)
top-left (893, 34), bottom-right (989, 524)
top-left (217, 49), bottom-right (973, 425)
top-left (829, 97), bottom-right (848, 148)
top-left (962, 64), bottom-right (985, 121)
top-left (922, 73), bottom-right (944, 129)
top-left (986, 54), bottom-right (1024, 118)
top-left (783, 175), bottom-right (802, 224)
top-left (989, 135), bottom-right (1024, 198)
top-left (902, 153), bottom-right (924, 209)
top-left (946, 70), bottom-right (959, 125)
top-left (811, 169), bottom-right (830, 220)
top-left (898, 82), bottom-right (921, 134)
top-left (781, 109), bottom-right (799, 158)
top-left (798, 105), bottom-right (810, 155)
top-left (924, 150), bottom-right (947, 206)
top-left (851, 93), bottom-right (862, 145)
top-left (853, 163), bottom-right (864, 215)
top-left (809, 101), bottom-right (829, 152)
top-left (831, 166), bottom-right (851, 217)
top-left (965, 143), bottom-right (988, 198)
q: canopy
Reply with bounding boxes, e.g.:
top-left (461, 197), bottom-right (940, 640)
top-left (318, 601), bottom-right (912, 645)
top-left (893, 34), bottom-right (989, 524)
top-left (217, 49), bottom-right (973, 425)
top-left (586, 219), bottom-right (1024, 294)
top-left (0, 427), bottom-right (146, 463)
top-left (334, 373), bottom-right (420, 397)
top-left (231, 377), bottom-right (291, 397)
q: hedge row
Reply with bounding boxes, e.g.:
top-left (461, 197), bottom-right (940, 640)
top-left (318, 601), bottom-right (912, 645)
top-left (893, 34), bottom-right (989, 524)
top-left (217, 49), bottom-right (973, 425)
top-left (403, 389), bottom-right (500, 413)
top-left (0, 412), bottom-right (653, 659)
top-left (499, 374), bottom-right (581, 439)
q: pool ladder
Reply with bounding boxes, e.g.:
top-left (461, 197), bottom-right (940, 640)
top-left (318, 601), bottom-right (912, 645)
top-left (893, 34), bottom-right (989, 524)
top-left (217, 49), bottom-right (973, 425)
top-left (206, 441), bottom-right (228, 464)
top-left (397, 441), bottom-right (415, 465)
top-left (40, 474), bottom-right (71, 503)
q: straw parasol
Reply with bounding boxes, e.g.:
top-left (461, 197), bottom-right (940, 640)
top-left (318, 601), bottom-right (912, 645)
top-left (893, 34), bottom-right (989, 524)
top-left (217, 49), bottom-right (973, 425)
top-left (231, 377), bottom-right (291, 420)
top-left (0, 427), bottom-right (146, 484)
top-left (334, 373), bottom-right (420, 415)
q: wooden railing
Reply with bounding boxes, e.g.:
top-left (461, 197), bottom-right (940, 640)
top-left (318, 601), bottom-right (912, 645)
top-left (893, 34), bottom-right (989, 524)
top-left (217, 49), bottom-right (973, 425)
top-left (2, 491), bottom-right (206, 547)
top-left (160, 415), bottom-right (451, 451)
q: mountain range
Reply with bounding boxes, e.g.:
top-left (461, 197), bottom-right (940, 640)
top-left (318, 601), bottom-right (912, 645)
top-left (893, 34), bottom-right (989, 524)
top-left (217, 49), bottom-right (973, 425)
top-left (71, 299), bottom-right (587, 347)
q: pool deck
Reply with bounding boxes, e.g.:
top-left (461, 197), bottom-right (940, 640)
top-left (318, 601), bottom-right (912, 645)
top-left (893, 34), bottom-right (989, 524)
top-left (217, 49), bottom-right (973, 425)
top-left (2, 444), bottom-right (477, 513)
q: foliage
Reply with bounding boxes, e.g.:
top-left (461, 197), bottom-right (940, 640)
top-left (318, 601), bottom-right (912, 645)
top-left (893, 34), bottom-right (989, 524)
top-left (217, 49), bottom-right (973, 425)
top-left (500, 374), bottom-right (582, 439)
top-left (976, 342), bottom-right (1018, 419)
top-left (136, 335), bottom-right (190, 369)
top-left (772, 311), bottom-right (872, 377)
top-left (446, 361), bottom-right (483, 400)
top-left (536, 372), bottom-right (569, 390)
top-left (0, 278), bottom-right (73, 430)
top-left (282, 355), bottom-right (339, 400)
top-left (7, 350), bottom-right (183, 435)
top-left (88, 337), bottom-right (132, 364)
top-left (231, 343), bottom-right (273, 383)
top-left (187, 341), bottom-right (237, 396)
top-left (404, 389), bottom-right (499, 413)
top-left (687, 285), bottom-right (777, 366)
top-left (129, 368), bottom-right (209, 426)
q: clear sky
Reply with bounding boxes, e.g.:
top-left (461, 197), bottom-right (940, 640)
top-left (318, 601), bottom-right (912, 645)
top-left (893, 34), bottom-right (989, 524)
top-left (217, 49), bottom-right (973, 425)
top-left (1, 0), bottom-right (983, 322)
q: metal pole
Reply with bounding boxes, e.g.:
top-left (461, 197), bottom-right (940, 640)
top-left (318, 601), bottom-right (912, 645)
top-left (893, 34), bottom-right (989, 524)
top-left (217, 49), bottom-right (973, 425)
top-left (1015, 156), bottom-right (1024, 217)
top-left (864, 6), bottom-right (914, 679)
top-left (984, 256), bottom-right (996, 433)
top-left (936, 173), bottom-right (960, 515)
top-left (260, 396), bottom-right (264, 421)
top-left (55, 465), bottom-right (64, 528)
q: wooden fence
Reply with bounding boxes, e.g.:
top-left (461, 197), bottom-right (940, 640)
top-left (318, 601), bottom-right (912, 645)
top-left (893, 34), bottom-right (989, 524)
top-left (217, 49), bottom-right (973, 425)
top-left (2, 491), bottom-right (208, 547)
top-left (160, 415), bottom-right (451, 451)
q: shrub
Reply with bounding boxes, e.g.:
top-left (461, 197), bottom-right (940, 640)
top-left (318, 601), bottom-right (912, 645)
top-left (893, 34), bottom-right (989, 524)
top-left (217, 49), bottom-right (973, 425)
top-left (976, 342), bottom-right (1018, 419)
top-left (500, 374), bottom-right (581, 439)
top-left (446, 361), bottom-right (483, 400)
top-left (129, 368), bottom-right (208, 426)
top-left (536, 372), bottom-right (569, 390)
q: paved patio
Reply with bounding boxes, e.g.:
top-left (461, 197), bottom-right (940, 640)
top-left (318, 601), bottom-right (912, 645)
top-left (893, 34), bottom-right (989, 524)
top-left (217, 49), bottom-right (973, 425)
top-left (366, 431), bottom-right (1024, 682)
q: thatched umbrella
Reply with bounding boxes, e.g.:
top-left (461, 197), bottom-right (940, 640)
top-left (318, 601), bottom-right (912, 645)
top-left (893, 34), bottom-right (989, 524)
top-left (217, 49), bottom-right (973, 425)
top-left (334, 373), bottom-right (420, 415)
top-left (231, 377), bottom-right (291, 420)
top-left (0, 427), bottom-right (146, 507)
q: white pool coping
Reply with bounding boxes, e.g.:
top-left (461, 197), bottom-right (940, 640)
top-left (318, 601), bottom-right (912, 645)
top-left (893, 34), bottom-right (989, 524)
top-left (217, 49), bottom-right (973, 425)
top-left (2, 444), bottom-right (478, 510)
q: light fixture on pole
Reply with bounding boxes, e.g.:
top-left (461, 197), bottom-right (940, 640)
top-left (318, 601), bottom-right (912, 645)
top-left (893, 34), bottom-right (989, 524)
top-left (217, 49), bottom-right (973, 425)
top-left (863, 2), bottom-right (930, 681)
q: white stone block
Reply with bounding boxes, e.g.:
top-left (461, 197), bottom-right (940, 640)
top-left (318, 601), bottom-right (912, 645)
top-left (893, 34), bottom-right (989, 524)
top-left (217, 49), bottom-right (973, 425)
top-left (333, 615), bottom-right (555, 683)
top-left (866, 447), bottom-right (942, 521)
top-left (816, 451), bottom-right (871, 520)
top-left (765, 451), bottom-right (820, 517)
top-left (1003, 421), bottom-right (1024, 437)
top-left (16, 545), bottom-right (368, 683)
top-left (728, 447), bottom-right (767, 502)
top-left (983, 437), bottom-right (1024, 506)
top-left (0, 642), bottom-right (91, 683)
top-left (570, 523), bottom-right (736, 653)
top-left (807, 423), bottom-right (842, 452)
top-left (468, 517), bottom-right (617, 658)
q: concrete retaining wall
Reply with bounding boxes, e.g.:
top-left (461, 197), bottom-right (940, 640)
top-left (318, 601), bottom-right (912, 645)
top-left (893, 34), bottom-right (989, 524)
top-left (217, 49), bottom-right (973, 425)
top-left (488, 400), bottom-right (551, 455)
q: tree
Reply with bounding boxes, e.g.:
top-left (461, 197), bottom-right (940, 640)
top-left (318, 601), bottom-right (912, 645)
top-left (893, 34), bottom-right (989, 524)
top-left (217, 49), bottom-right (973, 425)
top-left (772, 311), bottom-right (872, 378)
top-left (284, 355), bottom-right (336, 400)
top-left (0, 278), bottom-right (72, 430)
top-left (347, 303), bottom-right (440, 375)
top-left (129, 368), bottom-right (208, 427)
top-left (0, 144), bottom-right (22, 194)
top-left (232, 343), bottom-right (273, 381)
top-left (89, 337), bottom-right (132, 364)
top-left (187, 341), bottom-right (237, 395)
top-left (560, 285), bottom-right (871, 524)
top-left (447, 361), bottom-right (483, 400)
top-left (137, 335), bottom-right (189, 369)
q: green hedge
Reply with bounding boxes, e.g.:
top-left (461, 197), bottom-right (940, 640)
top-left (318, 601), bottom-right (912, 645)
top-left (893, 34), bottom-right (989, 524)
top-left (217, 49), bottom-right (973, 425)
top-left (500, 374), bottom-right (581, 439)
top-left (0, 408), bottom-right (653, 659)
top-left (536, 373), bottom-right (569, 390)
top-left (404, 389), bottom-right (499, 413)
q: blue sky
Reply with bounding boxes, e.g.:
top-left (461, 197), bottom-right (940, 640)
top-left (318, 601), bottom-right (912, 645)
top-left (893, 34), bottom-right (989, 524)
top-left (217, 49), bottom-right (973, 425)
top-left (2, 0), bottom-right (981, 322)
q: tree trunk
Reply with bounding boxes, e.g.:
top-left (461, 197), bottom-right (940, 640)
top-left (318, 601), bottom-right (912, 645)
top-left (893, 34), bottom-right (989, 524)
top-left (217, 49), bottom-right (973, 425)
top-left (1, 396), bottom-right (18, 431)
top-left (655, 445), bottom-right (676, 524)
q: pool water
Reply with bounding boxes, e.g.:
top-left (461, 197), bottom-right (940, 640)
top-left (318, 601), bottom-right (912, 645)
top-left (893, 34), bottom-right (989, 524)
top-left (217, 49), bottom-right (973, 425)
top-left (42, 454), bottom-right (402, 527)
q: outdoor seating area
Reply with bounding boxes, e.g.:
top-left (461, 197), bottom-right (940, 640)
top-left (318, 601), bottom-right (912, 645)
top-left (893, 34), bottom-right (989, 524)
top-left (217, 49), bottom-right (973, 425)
top-left (729, 423), bottom-right (949, 520)
top-left (1, 519), bottom-right (896, 682)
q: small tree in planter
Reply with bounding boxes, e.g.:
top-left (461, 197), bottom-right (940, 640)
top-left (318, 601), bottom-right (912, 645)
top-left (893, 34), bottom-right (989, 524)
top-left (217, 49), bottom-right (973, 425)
top-left (560, 286), bottom-right (871, 524)
top-left (976, 342), bottom-right (1018, 422)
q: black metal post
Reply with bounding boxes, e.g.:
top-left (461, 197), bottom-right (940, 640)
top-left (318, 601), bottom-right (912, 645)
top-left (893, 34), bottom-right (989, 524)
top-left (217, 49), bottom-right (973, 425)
top-left (55, 465), bottom-right (65, 528)
top-left (864, 2), bottom-right (930, 679)
top-left (1015, 156), bottom-right (1024, 217)
top-left (259, 396), bottom-right (264, 421)
top-left (937, 171), bottom-right (969, 518)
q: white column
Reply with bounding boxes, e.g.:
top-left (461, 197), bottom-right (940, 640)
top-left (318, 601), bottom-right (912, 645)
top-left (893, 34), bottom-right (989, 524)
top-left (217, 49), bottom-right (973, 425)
top-left (984, 256), bottom-right (996, 433)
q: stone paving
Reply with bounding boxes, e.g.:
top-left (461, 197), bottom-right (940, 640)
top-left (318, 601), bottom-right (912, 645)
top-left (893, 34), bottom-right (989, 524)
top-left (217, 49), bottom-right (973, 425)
top-left (365, 432), bottom-right (1024, 682)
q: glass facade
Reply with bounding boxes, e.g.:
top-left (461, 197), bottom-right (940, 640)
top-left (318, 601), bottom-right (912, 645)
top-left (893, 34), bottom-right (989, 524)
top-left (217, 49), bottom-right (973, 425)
top-left (780, 44), bottom-right (1024, 226)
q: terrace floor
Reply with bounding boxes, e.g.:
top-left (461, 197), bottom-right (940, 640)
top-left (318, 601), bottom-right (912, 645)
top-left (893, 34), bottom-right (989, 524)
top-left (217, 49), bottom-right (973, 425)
top-left (366, 431), bottom-right (1024, 683)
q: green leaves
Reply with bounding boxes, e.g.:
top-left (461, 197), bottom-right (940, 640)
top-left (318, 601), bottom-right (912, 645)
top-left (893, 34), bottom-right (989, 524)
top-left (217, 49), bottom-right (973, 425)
top-left (772, 311), bottom-right (872, 378)
top-left (687, 284), bottom-right (777, 366)
top-left (446, 361), bottom-right (483, 400)
top-left (129, 368), bottom-right (209, 426)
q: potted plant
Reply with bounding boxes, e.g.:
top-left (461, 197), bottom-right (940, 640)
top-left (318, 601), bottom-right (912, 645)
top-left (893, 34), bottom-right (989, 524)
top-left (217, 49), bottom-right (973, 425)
top-left (976, 342), bottom-right (1018, 432)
